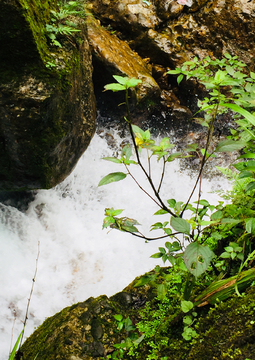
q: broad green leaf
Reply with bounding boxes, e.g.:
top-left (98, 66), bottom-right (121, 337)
top-left (221, 218), bottom-right (242, 225)
top-left (245, 218), bottom-right (255, 234)
top-left (154, 209), bottom-right (168, 215)
top-left (238, 153), bottom-right (255, 159)
top-left (131, 124), bottom-right (145, 138)
top-left (167, 152), bottom-right (182, 162)
top-left (220, 252), bottom-right (231, 259)
top-left (150, 252), bottom-right (163, 259)
top-left (114, 314), bottom-right (123, 321)
top-left (220, 103), bottom-right (255, 127)
top-left (181, 300), bottom-right (194, 313)
top-left (194, 199), bottom-right (209, 206)
top-left (183, 242), bottom-right (215, 278)
top-left (224, 53), bottom-right (232, 59)
top-left (121, 145), bottom-right (132, 159)
top-left (104, 83), bottom-right (126, 92)
top-left (215, 70), bottom-right (226, 83)
top-left (167, 199), bottom-right (176, 208)
top-left (238, 170), bottom-right (253, 179)
top-left (105, 208), bottom-right (124, 216)
top-left (103, 216), bottom-right (115, 229)
top-left (98, 172), bottom-right (126, 186)
top-left (246, 181), bottom-right (255, 192)
top-left (234, 160), bottom-right (255, 172)
top-left (102, 157), bottom-right (122, 164)
top-left (170, 217), bottom-right (190, 235)
top-left (159, 247), bottom-right (166, 254)
top-left (126, 77), bottom-right (142, 88)
top-left (160, 137), bottom-right (173, 150)
top-left (211, 210), bottom-right (223, 221)
top-left (250, 71), bottom-right (255, 79)
top-left (167, 69), bottom-right (182, 75)
top-left (112, 75), bottom-right (129, 85)
top-left (177, 74), bottom-right (184, 84)
top-left (215, 139), bottom-right (246, 152)
top-left (183, 315), bottom-right (193, 325)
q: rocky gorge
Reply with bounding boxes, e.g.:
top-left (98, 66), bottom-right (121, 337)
top-left (1, 0), bottom-right (255, 359)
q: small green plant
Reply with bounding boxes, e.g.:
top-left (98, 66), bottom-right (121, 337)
top-left (45, 1), bottom-right (85, 48)
top-left (104, 315), bottom-right (140, 359)
top-left (181, 300), bottom-right (198, 341)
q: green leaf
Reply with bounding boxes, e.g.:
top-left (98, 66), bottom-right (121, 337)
top-left (167, 199), bottom-right (176, 208)
top-left (183, 242), bottom-right (215, 278)
top-left (221, 218), bottom-right (242, 225)
top-left (98, 172), bottom-right (127, 186)
top-left (220, 103), bottom-right (255, 127)
top-left (195, 199), bottom-right (209, 206)
top-left (245, 218), bottom-right (255, 234)
top-left (167, 152), bottom-right (182, 162)
top-left (104, 83), bottom-right (126, 92)
top-left (183, 315), bottom-right (193, 325)
top-left (102, 157), bottom-right (122, 164)
top-left (154, 209), bottom-right (168, 215)
top-left (114, 314), bottom-right (123, 321)
top-left (150, 252), bottom-right (163, 259)
top-left (249, 71), bottom-right (255, 80)
top-left (220, 252), bottom-right (231, 259)
top-left (126, 77), bottom-right (142, 88)
top-left (246, 181), bottom-right (255, 192)
top-left (234, 160), bottom-right (255, 172)
top-left (170, 217), bottom-right (190, 235)
top-left (131, 124), bottom-right (145, 138)
top-left (112, 75), bottom-right (129, 85)
top-left (177, 74), bottom-right (184, 84)
top-left (160, 137), bottom-right (172, 150)
top-left (238, 153), bottom-right (255, 159)
top-left (9, 329), bottom-right (24, 360)
top-left (167, 69), bottom-right (182, 75)
top-left (181, 300), bottom-right (194, 313)
top-left (211, 210), bottom-right (223, 221)
top-left (215, 139), bottom-right (246, 152)
top-left (214, 70), bottom-right (226, 83)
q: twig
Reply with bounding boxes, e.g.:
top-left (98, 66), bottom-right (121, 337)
top-left (19, 240), bottom-right (40, 349)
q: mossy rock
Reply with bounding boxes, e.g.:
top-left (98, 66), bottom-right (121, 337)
top-left (0, 0), bottom-right (96, 190)
top-left (18, 265), bottom-right (255, 359)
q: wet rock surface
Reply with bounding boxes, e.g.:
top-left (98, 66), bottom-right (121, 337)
top-left (0, 0), bottom-right (96, 191)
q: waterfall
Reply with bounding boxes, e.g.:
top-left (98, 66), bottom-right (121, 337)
top-left (0, 127), bottom-right (230, 359)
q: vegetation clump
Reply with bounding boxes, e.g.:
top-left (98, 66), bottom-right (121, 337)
top-left (99, 54), bottom-right (255, 359)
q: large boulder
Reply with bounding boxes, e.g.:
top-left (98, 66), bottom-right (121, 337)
top-left (0, 0), bottom-right (96, 190)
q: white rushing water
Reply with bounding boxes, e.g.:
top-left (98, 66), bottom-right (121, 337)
top-left (0, 129), bottom-right (230, 359)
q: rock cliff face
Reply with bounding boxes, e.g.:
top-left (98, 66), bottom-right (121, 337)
top-left (0, 0), bottom-right (96, 190)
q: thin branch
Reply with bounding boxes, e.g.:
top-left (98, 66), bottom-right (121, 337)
top-left (120, 229), bottom-right (183, 241)
top-left (124, 164), bottom-right (162, 208)
top-left (180, 103), bottom-right (219, 217)
top-left (157, 157), bottom-right (166, 194)
top-left (19, 240), bottom-right (40, 349)
top-left (125, 98), bottom-right (176, 217)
